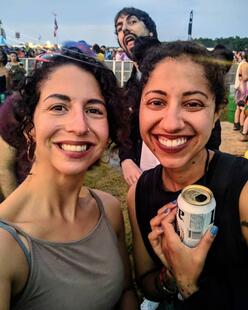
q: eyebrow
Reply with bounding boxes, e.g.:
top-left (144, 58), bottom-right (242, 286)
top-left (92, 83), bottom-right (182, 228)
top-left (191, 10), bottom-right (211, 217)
top-left (44, 93), bottom-right (105, 105)
top-left (87, 99), bottom-right (106, 106)
top-left (44, 94), bottom-right (70, 102)
top-left (144, 90), bottom-right (209, 99)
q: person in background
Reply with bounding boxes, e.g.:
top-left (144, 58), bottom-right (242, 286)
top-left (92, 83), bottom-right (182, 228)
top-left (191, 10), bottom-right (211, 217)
top-left (6, 51), bottom-right (26, 91)
top-left (126, 41), bottom-right (248, 309)
top-left (205, 44), bottom-right (233, 150)
top-left (0, 50), bottom-right (138, 309)
top-left (115, 47), bottom-right (126, 61)
top-left (105, 47), bottom-right (114, 60)
top-left (0, 48), bottom-right (9, 102)
top-left (233, 51), bottom-right (247, 131)
top-left (239, 95), bottom-right (248, 141)
top-left (92, 43), bottom-right (105, 62)
top-left (114, 7), bottom-right (160, 187)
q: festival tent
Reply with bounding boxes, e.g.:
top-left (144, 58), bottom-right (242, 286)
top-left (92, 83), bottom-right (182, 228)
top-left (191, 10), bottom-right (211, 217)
top-left (0, 35), bottom-right (7, 46)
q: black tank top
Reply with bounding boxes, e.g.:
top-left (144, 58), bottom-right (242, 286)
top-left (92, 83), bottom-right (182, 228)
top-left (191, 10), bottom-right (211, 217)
top-left (136, 151), bottom-right (248, 309)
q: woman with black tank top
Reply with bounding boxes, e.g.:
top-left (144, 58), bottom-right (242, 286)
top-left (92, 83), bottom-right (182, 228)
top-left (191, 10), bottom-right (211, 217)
top-left (126, 41), bottom-right (248, 309)
top-left (0, 49), bottom-right (9, 102)
top-left (0, 51), bottom-right (138, 309)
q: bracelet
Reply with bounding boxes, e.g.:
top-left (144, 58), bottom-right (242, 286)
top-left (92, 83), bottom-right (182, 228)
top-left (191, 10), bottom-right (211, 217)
top-left (155, 267), bottom-right (178, 301)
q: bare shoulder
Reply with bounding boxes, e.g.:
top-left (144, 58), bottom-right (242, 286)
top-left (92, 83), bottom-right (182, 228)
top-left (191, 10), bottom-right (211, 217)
top-left (0, 227), bottom-right (29, 302)
top-left (91, 189), bottom-right (122, 234)
top-left (0, 227), bottom-right (28, 272)
top-left (92, 189), bottom-right (120, 209)
top-left (0, 228), bottom-right (21, 267)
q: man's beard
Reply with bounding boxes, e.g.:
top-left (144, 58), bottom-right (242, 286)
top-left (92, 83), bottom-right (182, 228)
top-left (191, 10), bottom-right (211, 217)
top-left (118, 33), bottom-right (138, 60)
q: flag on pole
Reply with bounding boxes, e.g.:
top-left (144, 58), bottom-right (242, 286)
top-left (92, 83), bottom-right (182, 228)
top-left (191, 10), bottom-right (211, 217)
top-left (54, 16), bottom-right (58, 37)
top-left (188, 10), bottom-right (193, 40)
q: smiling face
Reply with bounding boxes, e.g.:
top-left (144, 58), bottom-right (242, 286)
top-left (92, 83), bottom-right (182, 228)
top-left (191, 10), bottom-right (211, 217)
top-left (115, 14), bottom-right (152, 59)
top-left (31, 64), bottom-right (108, 176)
top-left (140, 57), bottom-right (219, 171)
top-left (10, 53), bottom-right (18, 62)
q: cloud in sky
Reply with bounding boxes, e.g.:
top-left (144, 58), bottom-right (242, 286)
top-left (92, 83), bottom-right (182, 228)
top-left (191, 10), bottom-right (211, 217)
top-left (1, 0), bottom-right (246, 46)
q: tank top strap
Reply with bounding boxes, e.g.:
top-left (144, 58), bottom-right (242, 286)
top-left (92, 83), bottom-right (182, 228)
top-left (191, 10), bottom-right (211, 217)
top-left (88, 189), bottom-right (105, 214)
top-left (0, 220), bottom-right (31, 265)
top-left (88, 189), bottom-right (118, 244)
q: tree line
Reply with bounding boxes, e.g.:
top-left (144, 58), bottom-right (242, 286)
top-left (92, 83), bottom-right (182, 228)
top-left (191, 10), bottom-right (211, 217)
top-left (192, 36), bottom-right (248, 51)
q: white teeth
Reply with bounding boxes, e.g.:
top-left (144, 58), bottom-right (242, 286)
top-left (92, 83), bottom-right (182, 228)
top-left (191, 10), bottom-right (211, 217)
top-left (158, 137), bottom-right (187, 147)
top-left (61, 144), bottom-right (87, 152)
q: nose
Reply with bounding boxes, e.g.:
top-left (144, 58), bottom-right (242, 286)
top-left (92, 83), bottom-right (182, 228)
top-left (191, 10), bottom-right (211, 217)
top-left (65, 109), bottom-right (89, 135)
top-left (122, 21), bottom-right (131, 33)
top-left (159, 103), bottom-right (185, 133)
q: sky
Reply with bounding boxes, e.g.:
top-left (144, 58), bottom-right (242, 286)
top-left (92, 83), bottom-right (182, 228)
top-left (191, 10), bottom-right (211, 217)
top-left (1, 0), bottom-right (246, 47)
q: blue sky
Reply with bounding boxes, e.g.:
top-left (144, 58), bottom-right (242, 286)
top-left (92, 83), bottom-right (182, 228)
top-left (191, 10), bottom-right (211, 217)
top-left (1, 0), bottom-right (246, 47)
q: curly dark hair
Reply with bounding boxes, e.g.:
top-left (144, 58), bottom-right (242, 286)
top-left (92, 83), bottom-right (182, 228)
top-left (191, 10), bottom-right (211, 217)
top-left (139, 41), bottom-right (228, 112)
top-left (14, 51), bottom-right (122, 152)
top-left (114, 7), bottom-right (158, 39)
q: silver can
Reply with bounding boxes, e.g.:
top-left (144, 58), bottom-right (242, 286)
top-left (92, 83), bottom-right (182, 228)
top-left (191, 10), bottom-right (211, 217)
top-left (176, 185), bottom-right (216, 248)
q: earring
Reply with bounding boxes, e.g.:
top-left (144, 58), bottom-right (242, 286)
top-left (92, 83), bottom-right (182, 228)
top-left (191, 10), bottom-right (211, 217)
top-left (26, 141), bottom-right (36, 162)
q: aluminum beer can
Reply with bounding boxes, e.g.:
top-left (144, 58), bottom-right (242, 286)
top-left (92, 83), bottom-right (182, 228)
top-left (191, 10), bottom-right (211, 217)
top-left (176, 185), bottom-right (216, 248)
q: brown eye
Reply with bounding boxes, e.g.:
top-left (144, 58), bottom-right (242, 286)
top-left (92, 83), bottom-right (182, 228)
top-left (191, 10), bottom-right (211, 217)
top-left (51, 104), bottom-right (67, 112)
top-left (184, 101), bottom-right (204, 110)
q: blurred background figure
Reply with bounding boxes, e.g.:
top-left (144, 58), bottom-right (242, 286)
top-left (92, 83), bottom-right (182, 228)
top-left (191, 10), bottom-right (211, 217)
top-left (92, 43), bottom-right (105, 62)
top-left (233, 51), bottom-right (247, 131)
top-left (115, 47), bottom-right (129, 61)
top-left (0, 48), bottom-right (9, 104)
top-left (6, 51), bottom-right (26, 92)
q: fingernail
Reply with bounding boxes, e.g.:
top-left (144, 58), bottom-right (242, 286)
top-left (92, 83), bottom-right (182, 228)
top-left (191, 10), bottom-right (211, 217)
top-left (164, 208), bottom-right (171, 215)
top-left (210, 225), bottom-right (218, 237)
top-left (171, 200), bottom-right (177, 205)
top-left (158, 226), bottom-right (164, 233)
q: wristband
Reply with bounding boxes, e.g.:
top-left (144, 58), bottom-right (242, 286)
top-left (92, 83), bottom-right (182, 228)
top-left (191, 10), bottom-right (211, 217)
top-left (155, 267), bottom-right (178, 301)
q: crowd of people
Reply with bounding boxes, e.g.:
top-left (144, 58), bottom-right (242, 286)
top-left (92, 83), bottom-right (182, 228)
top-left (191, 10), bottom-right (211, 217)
top-left (0, 6), bottom-right (247, 310)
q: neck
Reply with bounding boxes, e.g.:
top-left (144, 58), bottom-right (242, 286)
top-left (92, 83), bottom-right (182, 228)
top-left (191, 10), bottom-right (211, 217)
top-left (19, 163), bottom-right (85, 217)
top-left (162, 149), bottom-right (212, 192)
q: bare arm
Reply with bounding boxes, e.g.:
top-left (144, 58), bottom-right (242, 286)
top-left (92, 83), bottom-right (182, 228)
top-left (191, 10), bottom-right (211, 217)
top-left (0, 137), bottom-right (18, 198)
top-left (0, 229), bottom-right (29, 310)
top-left (121, 159), bottom-right (142, 187)
top-left (127, 184), bottom-right (174, 301)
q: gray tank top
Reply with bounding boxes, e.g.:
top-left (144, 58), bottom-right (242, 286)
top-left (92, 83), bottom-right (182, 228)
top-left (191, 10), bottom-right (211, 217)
top-left (0, 190), bottom-right (124, 310)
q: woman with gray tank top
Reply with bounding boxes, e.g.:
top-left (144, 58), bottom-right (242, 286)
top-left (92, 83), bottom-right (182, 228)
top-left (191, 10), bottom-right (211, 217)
top-left (0, 50), bottom-right (138, 309)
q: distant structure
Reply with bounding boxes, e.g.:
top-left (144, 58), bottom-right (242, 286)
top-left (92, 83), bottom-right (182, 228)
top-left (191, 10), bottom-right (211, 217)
top-left (188, 10), bottom-right (193, 41)
top-left (0, 20), bottom-right (6, 39)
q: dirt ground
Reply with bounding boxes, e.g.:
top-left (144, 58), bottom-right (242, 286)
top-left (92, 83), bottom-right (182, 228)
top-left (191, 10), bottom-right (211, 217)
top-left (220, 121), bottom-right (248, 156)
